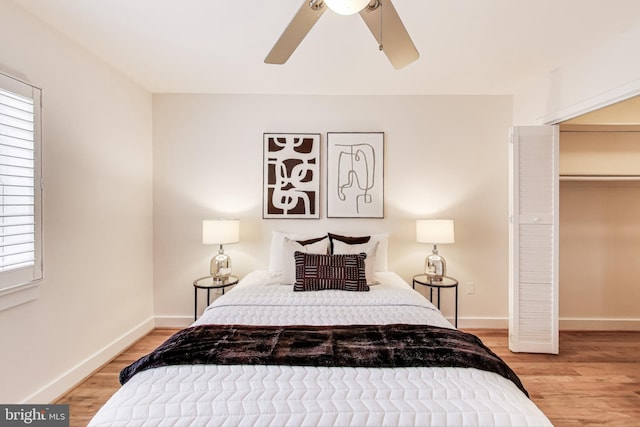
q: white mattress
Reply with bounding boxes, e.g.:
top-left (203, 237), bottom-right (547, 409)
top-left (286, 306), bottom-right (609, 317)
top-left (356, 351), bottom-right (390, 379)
top-left (89, 271), bottom-right (551, 427)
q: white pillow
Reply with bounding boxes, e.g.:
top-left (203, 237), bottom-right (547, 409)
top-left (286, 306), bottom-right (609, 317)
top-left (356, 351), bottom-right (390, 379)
top-left (328, 232), bottom-right (389, 272)
top-left (281, 236), bottom-right (329, 285)
top-left (268, 231), bottom-right (326, 272)
top-left (370, 233), bottom-right (389, 271)
top-left (332, 239), bottom-right (379, 285)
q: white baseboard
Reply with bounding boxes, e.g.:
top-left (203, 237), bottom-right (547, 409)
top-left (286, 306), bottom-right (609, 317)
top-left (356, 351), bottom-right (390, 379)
top-left (449, 316), bottom-right (640, 331)
top-left (157, 316), bottom-right (514, 330)
top-left (24, 317), bottom-right (155, 404)
top-left (155, 315), bottom-right (511, 330)
top-left (456, 317), bottom-right (508, 329)
top-left (559, 317), bottom-right (640, 331)
top-left (154, 315), bottom-right (193, 328)
top-left (145, 315), bottom-right (640, 332)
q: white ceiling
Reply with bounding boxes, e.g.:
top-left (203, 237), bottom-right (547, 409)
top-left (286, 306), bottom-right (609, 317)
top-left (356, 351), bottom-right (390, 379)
top-left (10, 0), bottom-right (640, 95)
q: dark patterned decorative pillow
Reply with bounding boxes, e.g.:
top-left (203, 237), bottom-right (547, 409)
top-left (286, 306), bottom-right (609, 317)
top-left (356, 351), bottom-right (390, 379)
top-left (294, 251), bottom-right (369, 292)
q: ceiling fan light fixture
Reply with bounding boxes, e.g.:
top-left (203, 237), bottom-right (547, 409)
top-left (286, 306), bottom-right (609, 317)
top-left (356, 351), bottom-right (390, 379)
top-left (265, 0), bottom-right (418, 69)
top-left (323, 0), bottom-right (370, 15)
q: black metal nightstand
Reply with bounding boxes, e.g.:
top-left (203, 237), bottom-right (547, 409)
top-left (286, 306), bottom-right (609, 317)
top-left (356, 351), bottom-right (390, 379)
top-left (412, 274), bottom-right (458, 327)
top-left (193, 275), bottom-right (238, 320)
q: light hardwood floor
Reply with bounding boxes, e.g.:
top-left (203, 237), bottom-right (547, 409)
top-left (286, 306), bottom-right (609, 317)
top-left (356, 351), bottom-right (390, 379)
top-left (55, 328), bottom-right (640, 427)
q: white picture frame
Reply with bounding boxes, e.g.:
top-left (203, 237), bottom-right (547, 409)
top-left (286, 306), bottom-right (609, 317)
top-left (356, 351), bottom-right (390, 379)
top-left (327, 132), bottom-right (384, 218)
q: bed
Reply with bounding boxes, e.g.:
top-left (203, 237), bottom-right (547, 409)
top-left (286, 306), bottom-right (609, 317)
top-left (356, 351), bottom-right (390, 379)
top-left (89, 232), bottom-right (551, 426)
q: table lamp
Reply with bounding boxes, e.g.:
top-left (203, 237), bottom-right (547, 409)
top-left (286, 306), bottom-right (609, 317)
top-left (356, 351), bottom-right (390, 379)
top-left (416, 219), bottom-right (455, 281)
top-left (202, 219), bottom-right (239, 282)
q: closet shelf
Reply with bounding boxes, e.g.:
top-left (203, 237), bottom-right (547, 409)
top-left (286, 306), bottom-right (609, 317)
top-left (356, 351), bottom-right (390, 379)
top-left (560, 175), bottom-right (640, 181)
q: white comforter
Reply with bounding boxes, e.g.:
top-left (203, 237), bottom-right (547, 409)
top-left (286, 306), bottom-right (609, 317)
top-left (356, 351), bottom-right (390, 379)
top-left (89, 271), bottom-right (551, 427)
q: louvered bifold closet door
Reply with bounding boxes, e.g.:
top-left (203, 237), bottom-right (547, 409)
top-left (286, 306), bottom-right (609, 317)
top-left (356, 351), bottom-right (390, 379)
top-left (508, 126), bottom-right (559, 354)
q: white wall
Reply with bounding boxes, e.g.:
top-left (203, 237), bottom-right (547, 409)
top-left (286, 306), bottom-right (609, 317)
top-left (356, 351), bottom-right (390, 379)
top-left (558, 127), bottom-right (640, 329)
top-left (0, 1), bottom-right (154, 403)
top-left (560, 180), bottom-right (640, 329)
top-left (153, 94), bottom-right (513, 327)
top-left (513, 23), bottom-right (640, 124)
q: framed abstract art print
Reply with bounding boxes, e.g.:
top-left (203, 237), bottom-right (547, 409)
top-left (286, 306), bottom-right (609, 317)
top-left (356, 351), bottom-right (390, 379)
top-left (327, 132), bottom-right (384, 218)
top-left (263, 133), bottom-right (320, 219)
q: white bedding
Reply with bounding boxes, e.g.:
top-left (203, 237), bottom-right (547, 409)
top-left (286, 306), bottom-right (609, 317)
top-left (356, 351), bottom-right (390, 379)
top-left (194, 271), bottom-right (453, 329)
top-left (89, 271), bottom-right (551, 427)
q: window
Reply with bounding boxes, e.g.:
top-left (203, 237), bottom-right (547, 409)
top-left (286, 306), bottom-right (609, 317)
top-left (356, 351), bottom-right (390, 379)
top-left (0, 72), bottom-right (42, 311)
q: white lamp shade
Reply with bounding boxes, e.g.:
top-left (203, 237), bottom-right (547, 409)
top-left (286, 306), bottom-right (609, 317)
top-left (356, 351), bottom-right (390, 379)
top-left (416, 219), bottom-right (455, 244)
top-left (324, 0), bottom-right (370, 15)
top-left (202, 219), bottom-right (239, 245)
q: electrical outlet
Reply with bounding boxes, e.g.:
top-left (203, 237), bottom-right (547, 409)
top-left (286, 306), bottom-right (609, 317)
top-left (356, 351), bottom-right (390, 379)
top-left (466, 282), bottom-right (475, 294)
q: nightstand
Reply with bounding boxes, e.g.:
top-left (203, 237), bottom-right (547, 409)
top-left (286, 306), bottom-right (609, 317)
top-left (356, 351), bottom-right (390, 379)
top-left (412, 274), bottom-right (458, 327)
top-left (193, 275), bottom-right (238, 320)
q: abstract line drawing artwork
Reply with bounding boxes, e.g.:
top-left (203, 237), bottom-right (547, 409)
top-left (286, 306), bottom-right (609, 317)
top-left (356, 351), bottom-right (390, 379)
top-left (263, 133), bottom-right (320, 219)
top-left (327, 132), bottom-right (384, 218)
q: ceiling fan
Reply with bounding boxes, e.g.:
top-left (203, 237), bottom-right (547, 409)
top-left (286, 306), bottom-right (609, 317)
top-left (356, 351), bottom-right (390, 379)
top-left (265, 0), bottom-right (419, 69)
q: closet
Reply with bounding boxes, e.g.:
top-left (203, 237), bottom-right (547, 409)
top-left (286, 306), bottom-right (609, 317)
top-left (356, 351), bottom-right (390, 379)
top-left (559, 124), bottom-right (640, 329)
top-left (509, 97), bottom-right (640, 355)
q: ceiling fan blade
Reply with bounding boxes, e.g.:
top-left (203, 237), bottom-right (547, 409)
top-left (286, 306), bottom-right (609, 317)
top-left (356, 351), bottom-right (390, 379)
top-left (359, 0), bottom-right (419, 69)
top-left (265, 1), bottom-right (327, 64)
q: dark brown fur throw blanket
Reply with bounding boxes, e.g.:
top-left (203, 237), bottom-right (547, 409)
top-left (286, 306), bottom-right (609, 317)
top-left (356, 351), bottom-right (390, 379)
top-left (120, 323), bottom-right (528, 396)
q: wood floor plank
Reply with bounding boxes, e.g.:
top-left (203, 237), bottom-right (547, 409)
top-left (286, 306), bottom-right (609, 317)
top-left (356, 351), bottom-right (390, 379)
top-left (54, 328), bottom-right (181, 427)
top-left (54, 328), bottom-right (640, 427)
top-left (472, 329), bottom-right (640, 427)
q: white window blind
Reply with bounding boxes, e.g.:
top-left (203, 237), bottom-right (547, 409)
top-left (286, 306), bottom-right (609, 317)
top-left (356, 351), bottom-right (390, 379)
top-left (0, 73), bottom-right (42, 300)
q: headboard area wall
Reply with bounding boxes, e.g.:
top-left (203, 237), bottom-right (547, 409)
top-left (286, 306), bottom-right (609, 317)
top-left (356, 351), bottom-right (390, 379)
top-left (152, 93), bottom-right (513, 327)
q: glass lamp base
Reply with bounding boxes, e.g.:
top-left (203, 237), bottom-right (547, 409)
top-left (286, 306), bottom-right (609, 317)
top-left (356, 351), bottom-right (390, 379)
top-left (211, 249), bottom-right (231, 283)
top-left (425, 252), bottom-right (446, 281)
